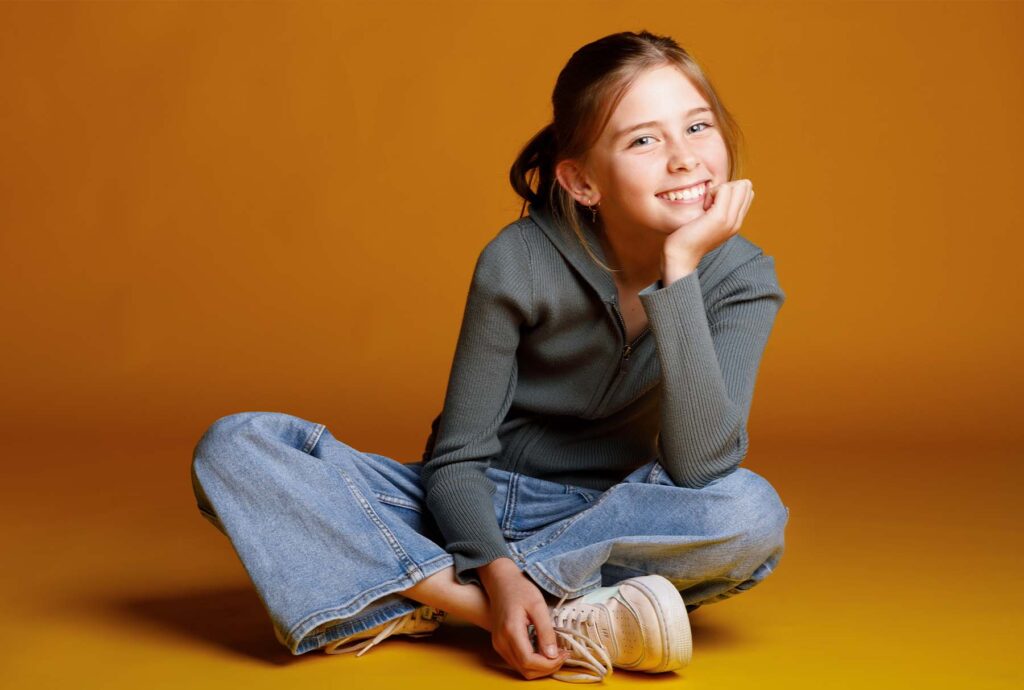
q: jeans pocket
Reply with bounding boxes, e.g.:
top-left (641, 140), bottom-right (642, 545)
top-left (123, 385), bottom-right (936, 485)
top-left (502, 473), bottom-right (594, 540)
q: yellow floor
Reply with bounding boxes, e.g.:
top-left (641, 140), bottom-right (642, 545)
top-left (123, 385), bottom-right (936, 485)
top-left (3, 440), bottom-right (1019, 689)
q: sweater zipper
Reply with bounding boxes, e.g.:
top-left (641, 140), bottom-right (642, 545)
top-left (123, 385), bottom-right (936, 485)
top-left (588, 303), bottom-right (651, 415)
top-left (610, 304), bottom-right (651, 363)
top-left (586, 298), bottom-right (651, 417)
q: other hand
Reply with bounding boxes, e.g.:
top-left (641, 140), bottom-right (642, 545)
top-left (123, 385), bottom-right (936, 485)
top-left (663, 178), bottom-right (755, 263)
top-left (478, 558), bottom-right (571, 680)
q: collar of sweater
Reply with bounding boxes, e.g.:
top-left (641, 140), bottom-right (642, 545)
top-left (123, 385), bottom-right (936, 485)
top-left (525, 203), bottom-right (730, 305)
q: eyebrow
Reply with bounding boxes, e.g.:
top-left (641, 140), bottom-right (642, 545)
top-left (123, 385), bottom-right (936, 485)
top-left (613, 107), bottom-right (713, 140)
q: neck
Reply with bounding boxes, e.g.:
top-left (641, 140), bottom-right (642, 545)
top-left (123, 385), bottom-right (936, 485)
top-left (595, 217), bottom-right (664, 289)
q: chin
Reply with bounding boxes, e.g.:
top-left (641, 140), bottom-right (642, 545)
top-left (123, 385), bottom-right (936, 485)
top-left (661, 205), bottom-right (705, 226)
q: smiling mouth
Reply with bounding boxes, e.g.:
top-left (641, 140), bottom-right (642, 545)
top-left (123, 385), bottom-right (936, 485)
top-left (655, 181), bottom-right (708, 203)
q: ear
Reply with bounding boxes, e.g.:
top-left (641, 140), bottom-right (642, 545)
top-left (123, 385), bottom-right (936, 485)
top-left (554, 158), bottom-right (600, 206)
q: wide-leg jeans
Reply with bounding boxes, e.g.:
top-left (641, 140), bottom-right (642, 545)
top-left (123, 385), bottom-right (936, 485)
top-left (190, 411), bottom-right (790, 655)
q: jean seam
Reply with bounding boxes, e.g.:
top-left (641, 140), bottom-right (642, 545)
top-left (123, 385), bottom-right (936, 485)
top-left (333, 466), bottom-right (422, 577)
top-left (374, 492), bottom-right (422, 512)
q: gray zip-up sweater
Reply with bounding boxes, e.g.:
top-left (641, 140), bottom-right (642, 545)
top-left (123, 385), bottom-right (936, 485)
top-left (420, 203), bottom-right (786, 586)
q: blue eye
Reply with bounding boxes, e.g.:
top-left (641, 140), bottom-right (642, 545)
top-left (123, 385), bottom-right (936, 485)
top-left (630, 122), bottom-right (713, 148)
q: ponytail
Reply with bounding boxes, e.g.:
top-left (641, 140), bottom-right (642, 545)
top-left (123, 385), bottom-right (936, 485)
top-left (508, 120), bottom-right (616, 274)
top-left (509, 123), bottom-right (558, 219)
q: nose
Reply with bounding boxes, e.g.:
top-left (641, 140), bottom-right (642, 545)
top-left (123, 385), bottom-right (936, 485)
top-left (667, 137), bottom-right (700, 171)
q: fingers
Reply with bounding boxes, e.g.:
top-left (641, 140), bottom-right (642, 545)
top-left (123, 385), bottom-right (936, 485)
top-left (738, 188), bottom-right (754, 226)
top-left (508, 620), bottom-right (564, 678)
top-left (485, 575), bottom-right (570, 680)
top-left (506, 619), bottom-right (536, 668)
top-left (727, 179), bottom-right (752, 231)
top-left (529, 600), bottom-right (563, 661)
top-left (709, 179), bottom-right (753, 233)
top-left (708, 181), bottom-right (733, 223)
top-left (496, 612), bottom-right (566, 680)
top-left (703, 181), bottom-right (719, 212)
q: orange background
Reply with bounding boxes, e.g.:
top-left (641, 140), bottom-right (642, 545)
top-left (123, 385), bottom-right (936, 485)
top-left (1, 2), bottom-right (1020, 688)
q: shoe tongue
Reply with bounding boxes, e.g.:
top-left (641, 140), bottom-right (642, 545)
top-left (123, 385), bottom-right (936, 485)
top-left (557, 602), bottom-right (615, 660)
top-left (591, 595), bottom-right (643, 667)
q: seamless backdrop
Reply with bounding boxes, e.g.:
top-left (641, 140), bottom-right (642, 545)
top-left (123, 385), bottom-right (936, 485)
top-left (0, 2), bottom-right (1020, 689)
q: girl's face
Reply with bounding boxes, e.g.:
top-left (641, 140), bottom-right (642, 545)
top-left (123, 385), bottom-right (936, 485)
top-left (586, 65), bottom-right (729, 236)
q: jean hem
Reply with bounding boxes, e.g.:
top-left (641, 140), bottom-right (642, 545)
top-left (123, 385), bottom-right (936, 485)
top-left (284, 552), bottom-right (454, 654)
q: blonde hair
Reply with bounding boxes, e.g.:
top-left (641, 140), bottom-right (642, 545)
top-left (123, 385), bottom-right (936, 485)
top-left (509, 30), bottom-right (745, 273)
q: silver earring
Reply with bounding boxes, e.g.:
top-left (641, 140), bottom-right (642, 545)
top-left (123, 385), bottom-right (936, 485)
top-left (584, 197), bottom-right (598, 223)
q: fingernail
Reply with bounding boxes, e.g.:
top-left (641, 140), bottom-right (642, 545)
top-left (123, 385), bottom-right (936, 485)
top-left (545, 644), bottom-right (558, 658)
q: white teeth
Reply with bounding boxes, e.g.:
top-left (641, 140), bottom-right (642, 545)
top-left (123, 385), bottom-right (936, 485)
top-left (657, 183), bottom-right (705, 201)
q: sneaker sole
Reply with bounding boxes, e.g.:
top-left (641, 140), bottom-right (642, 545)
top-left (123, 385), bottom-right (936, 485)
top-left (623, 575), bottom-right (693, 673)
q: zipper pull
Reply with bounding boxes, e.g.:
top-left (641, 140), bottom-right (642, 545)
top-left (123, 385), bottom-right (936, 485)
top-left (622, 344), bottom-right (633, 360)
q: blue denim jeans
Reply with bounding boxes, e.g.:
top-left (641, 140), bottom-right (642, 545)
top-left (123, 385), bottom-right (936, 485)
top-left (191, 411), bottom-right (789, 655)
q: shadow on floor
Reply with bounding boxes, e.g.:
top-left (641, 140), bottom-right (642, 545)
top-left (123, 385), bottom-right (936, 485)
top-left (107, 585), bottom-right (295, 665)
top-left (96, 582), bottom-right (740, 672)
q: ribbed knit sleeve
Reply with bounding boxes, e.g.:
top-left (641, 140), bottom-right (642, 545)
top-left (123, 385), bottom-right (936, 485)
top-left (420, 227), bottom-right (534, 586)
top-left (637, 252), bottom-right (785, 488)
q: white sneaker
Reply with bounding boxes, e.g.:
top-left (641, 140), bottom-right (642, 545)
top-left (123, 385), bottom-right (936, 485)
top-left (322, 606), bottom-right (447, 656)
top-left (542, 574), bottom-right (692, 683)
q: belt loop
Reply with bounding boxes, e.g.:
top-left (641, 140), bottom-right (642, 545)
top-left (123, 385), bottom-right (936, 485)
top-left (646, 460), bottom-right (664, 485)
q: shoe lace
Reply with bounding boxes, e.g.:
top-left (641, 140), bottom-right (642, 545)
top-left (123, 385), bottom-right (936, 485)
top-left (548, 594), bottom-right (613, 684)
top-left (323, 606), bottom-right (446, 657)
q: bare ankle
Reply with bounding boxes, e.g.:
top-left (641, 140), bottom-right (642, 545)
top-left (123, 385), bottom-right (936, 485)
top-left (401, 566), bottom-right (492, 631)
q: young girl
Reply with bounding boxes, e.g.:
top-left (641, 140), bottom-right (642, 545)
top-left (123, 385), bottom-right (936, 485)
top-left (191, 29), bottom-right (789, 684)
